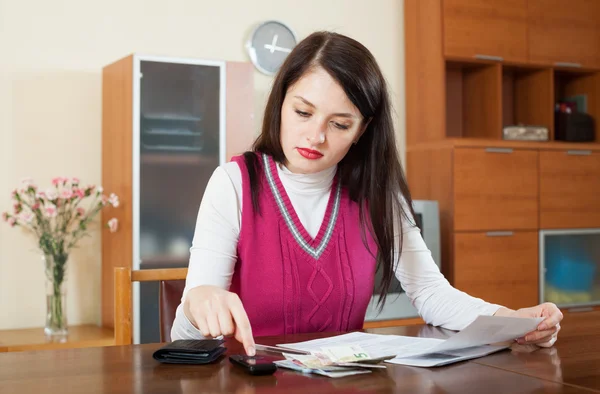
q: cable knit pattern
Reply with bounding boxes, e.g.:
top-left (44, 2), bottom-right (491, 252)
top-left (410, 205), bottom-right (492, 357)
top-left (230, 153), bottom-right (378, 336)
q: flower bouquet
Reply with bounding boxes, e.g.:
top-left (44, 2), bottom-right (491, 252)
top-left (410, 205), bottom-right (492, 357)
top-left (2, 177), bottom-right (120, 337)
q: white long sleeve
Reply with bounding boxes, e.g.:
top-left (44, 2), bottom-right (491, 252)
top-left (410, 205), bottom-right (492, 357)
top-left (394, 224), bottom-right (501, 331)
top-left (171, 161), bottom-right (501, 340)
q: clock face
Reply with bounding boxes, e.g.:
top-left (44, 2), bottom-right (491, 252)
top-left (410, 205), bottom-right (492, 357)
top-left (247, 21), bottom-right (297, 75)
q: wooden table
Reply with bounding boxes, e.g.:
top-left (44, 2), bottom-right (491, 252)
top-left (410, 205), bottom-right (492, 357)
top-left (0, 324), bottom-right (114, 352)
top-left (0, 312), bottom-right (598, 393)
top-left (475, 311), bottom-right (600, 392)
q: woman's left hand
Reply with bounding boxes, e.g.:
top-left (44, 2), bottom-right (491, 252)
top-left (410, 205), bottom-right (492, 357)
top-left (496, 302), bottom-right (563, 347)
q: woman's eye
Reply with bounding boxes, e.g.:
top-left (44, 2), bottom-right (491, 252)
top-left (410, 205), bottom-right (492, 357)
top-left (295, 110), bottom-right (310, 117)
top-left (333, 122), bottom-right (349, 130)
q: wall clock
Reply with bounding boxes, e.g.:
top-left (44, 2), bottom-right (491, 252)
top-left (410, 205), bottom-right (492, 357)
top-left (246, 20), bottom-right (298, 75)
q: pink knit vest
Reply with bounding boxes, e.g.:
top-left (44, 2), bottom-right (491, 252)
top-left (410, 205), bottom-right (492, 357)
top-left (230, 153), bottom-right (378, 336)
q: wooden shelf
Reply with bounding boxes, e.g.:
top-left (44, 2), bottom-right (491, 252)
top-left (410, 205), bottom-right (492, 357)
top-left (502, 66), bottom-right (554, 138)
top-left (141, 152), bottom-right (218, 166)
top-left (140, 255), bottom-right (189, 268)
top-left (0, 324), bottom-right (114, 352)
top-left (445, 60), bottom-right (501, 139)
top-left (407, 138), bottom-right (600, 152)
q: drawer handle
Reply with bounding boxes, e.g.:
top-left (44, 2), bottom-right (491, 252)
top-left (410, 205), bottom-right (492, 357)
top-left (474, 54), bottom-right (504, 62)
top-left (554, 62), bottom-right (582, 68)
top-left (567, 150), bottom-right (592, 156)
top-left (486, 231), bottom-right (514, 237)
top-left (485, 147), bottom-right (513, 154)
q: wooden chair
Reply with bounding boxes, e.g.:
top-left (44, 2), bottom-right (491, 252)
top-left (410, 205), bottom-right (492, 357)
top-left (113, 267), bottom-right (187, 346)
top-left (112, 267), bottom-right (427, 345)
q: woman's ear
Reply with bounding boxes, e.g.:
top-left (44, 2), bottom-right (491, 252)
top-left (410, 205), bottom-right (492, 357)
top-left (353, 117), bottom-right (372, 144)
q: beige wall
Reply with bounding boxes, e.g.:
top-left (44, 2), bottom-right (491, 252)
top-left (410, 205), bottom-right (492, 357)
top-left (0, 0), bottom-right (405, 329)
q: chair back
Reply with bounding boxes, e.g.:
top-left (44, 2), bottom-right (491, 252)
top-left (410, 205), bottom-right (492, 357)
top-left (159, 280), bottom-right (186, 342)
top-left (114, 267), bottom-right (187, 345)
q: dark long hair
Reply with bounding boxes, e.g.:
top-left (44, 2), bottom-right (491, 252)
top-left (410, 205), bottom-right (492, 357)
top-left (243, 31), bottom-right (415, 308)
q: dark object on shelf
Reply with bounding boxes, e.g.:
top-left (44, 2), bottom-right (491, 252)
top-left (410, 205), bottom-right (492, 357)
top-left (555, 112), bottom-right (595, 142)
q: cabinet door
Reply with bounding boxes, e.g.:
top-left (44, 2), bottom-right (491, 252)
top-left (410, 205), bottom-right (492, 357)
top-left (454, 231), bottom-right (539, 309)
top-left (540, 150), bottom-right (600, 229)
top-left (443, 0), bottom-right (528, 63)
top-left (138, 60), bottom-right (223, 344)
top-left (528, 0), bottom-right (600, 68)
top-left (454, 147), bottom-right (539, 231)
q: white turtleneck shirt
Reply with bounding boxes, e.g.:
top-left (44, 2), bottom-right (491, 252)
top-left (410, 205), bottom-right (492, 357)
top-left (171, 160), bottom-right (502, 340)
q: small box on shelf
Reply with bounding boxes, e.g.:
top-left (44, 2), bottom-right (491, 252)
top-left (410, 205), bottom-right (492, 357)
top-left (501, 66), bottom-right (553, 141)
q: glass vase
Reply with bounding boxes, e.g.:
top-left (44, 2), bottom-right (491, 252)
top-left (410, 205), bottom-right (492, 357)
top-left (43, 254), bottom-right (68, 338)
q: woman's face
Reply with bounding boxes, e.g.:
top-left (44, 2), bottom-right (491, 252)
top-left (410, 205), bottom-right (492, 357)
top-left (280, 67), bottom-right (367, 174)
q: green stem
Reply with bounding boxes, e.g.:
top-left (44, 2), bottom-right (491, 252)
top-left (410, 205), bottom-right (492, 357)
top-left (45, 253), bottom-right (67, 333)
top-left (50, 281), bottom-right (64, 330)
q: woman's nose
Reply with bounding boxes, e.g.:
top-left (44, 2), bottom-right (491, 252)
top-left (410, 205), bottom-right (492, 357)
top-left (307, 124), bottom-right (326, 145)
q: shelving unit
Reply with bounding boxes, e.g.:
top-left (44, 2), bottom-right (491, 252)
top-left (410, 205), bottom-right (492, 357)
top-left (101, 55), bottom-right (255, 344)
top-left (405, 0), bottom-right (600, 310)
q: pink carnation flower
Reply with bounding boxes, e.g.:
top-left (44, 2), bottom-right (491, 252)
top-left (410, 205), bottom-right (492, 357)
top-left (21, 178), bottom-right (35, 188)
top-left (19, 212), bottom-right (34, 223)
top-left (45, 189), bottom-right (58, 201)
top-left (60, 189), bottom-right (73, 199)
top-left (107, 218), bottom-right (118, 233)
top-left (108, 193), bottom-right (120, 208)
top-left (44, 204), bottom-right (58, 218)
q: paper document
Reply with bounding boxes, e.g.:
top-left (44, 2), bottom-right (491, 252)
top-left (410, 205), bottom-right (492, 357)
top-left (279, 331), bottom-right (442, 359)
top-left (386, 344), bottom-right (507, 367)
top-left (415, 315), bottom-right (544, 355)
top-left (278, 315), bottom-right (544, 368)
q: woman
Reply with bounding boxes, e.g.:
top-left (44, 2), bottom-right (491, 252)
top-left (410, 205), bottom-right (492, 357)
top-left (171, 31), bottom-right (562, 356)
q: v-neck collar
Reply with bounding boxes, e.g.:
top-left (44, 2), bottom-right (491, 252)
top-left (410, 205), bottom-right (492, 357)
top-left (262, 154), bottom-right (341, 259)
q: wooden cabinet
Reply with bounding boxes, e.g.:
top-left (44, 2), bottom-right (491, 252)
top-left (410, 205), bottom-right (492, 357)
top-left (101, 55), bottom-right (255, 343)
top-left (443, 0), bottom-right (600, 68)
top-left (540, 150), bottom-right (600, 228)
top-left (405, 0), bottom-right (600, 316)
top-left (443, 0), bottom-right (528, 63)
top-left (528, 0), bottom-right (600, 68)
top-left (454, 231), bottom-right (539, 309)
top-left (454, 148), bottom-right (539, 231)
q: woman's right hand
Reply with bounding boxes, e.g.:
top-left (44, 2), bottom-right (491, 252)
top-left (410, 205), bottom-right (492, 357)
top-left (183, 285), bottom-right (256, 356)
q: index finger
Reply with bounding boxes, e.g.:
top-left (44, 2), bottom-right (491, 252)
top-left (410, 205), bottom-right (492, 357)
top-left (228, 296), bottom-right (255, 356)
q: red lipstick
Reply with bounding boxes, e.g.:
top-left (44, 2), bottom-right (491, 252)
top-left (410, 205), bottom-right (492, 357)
top-left (296, 148), bottom-right (324, 160)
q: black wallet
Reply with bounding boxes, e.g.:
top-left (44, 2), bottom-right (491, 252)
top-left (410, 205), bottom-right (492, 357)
top-left (152, 339), bottom-right (227, 364)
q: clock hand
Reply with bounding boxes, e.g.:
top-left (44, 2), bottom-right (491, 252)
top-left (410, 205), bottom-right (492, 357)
top-left (270, 34), bottom-right (278, 54)
top-left (263, 43), bottom-right (292, 53)
top-left (273, 45), bottom-right (291, 53)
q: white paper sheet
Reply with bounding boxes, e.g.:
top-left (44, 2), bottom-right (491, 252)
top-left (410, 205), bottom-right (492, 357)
top-left (278, 331), bottom-right (443, 359)
top-left (386, 344), bottom-right (508, 367)
top-left (277, 315), bottom-right (544, 368)
top-left (420, 315), bottom-right (544, 355)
